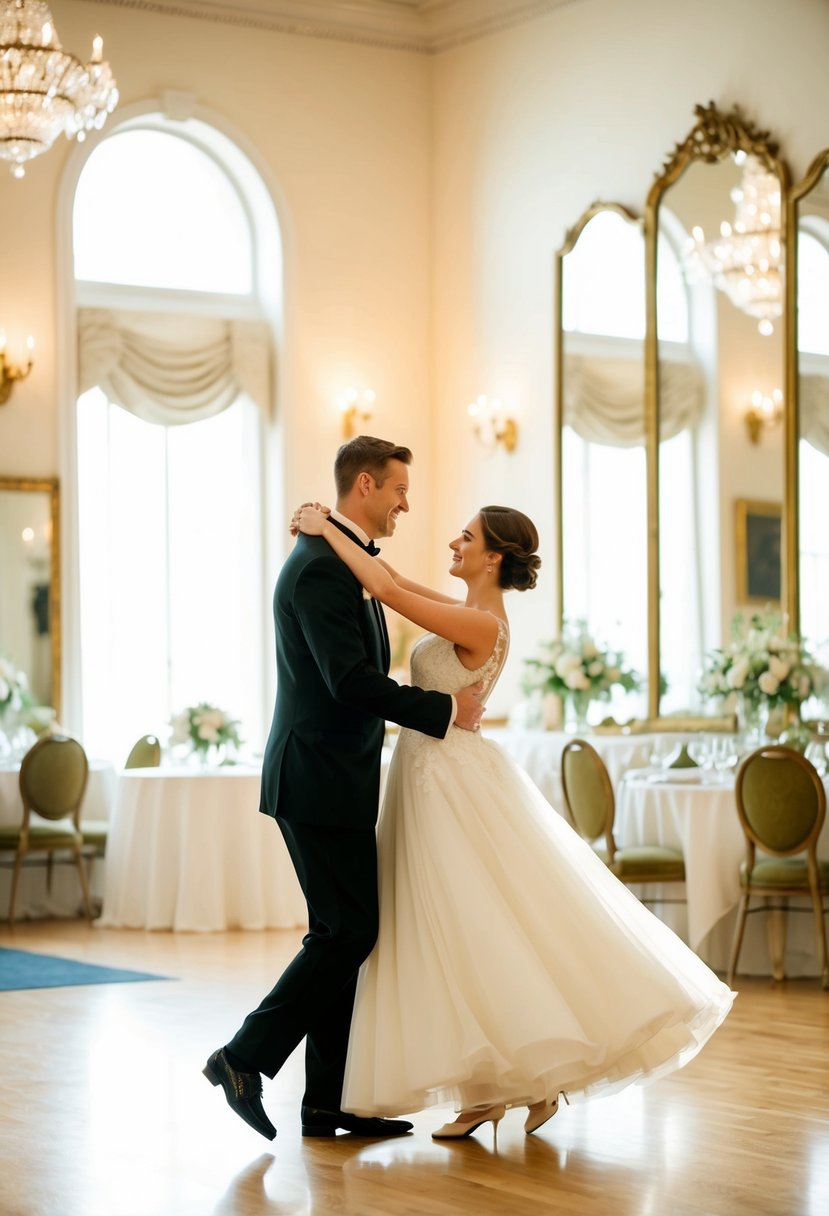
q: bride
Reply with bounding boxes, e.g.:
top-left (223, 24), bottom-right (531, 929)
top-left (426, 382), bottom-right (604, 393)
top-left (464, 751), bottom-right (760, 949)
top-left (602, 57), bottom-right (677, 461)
top-left (295, 502), bottom-right (734, 1139)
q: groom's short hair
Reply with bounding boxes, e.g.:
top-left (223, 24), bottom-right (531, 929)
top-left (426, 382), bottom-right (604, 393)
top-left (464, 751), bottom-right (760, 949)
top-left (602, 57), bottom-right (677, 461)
top-left (334, 436), bottom-right (413, 497)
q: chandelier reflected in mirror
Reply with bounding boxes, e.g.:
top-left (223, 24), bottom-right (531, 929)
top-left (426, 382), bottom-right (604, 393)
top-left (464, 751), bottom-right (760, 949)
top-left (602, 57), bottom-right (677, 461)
top-left (0, 0), bottom-right (118, 178)
top-left (686, 152), bottom-right (783, 336)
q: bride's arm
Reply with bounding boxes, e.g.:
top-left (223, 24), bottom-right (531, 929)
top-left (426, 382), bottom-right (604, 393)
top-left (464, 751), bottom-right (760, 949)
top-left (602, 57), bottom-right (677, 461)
top-left (377, 560), bottom-right (462, 606)
top-left (298, 508), bottom-right (497, 656)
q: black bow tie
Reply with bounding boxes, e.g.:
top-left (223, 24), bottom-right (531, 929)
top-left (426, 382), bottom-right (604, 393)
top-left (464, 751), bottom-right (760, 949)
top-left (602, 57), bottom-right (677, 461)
top-left (366, 541), bottom-right (380, 557)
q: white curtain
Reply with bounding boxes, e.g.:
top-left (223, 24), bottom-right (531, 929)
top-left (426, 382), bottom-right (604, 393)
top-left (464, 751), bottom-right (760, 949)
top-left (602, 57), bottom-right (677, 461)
top-left (563, 352), bottom-right (704, 447)
top-left (78, 307), bottom-right (272, 425)
top-left (800, 373), bottom-right (829, 458)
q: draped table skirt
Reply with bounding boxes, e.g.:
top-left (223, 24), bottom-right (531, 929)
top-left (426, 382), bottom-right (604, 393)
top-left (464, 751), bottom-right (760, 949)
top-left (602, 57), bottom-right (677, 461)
top-left (98, 767), bottom-right (308, 932)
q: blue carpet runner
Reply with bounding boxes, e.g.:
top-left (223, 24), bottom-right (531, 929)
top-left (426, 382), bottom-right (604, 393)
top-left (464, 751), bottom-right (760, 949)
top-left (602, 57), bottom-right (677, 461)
top-left (0, 947), bottom-right (171, 991)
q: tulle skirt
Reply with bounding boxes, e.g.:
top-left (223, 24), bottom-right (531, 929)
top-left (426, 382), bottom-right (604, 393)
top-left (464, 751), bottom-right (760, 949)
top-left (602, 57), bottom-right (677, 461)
top-left (342, 729), bottom-right (734, 1116)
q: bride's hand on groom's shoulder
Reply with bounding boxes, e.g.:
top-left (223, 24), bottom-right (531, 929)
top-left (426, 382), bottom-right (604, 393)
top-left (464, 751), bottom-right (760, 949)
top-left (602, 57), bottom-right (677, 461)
top-left (291, 502), bottom-right (330, 537)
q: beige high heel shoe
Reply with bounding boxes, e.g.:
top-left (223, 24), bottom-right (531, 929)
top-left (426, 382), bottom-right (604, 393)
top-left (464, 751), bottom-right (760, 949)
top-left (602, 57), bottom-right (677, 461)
top-left (432, 1104), bottom-right (507, 1140)
top-left (524, 1091), bottom-right (569, 1135)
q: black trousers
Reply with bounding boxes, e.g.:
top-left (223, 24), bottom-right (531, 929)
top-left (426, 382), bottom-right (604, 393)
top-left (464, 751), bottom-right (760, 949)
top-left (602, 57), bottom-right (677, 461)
top-left (226, 817), bottom-right (379, 1110)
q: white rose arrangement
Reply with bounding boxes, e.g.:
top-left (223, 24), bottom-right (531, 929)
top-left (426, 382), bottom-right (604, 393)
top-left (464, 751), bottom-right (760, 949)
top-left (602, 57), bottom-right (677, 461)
top-left (698, 609), bottom-right (819, 711)
top-left (522, 622), bottom-right (640, 703)
top-left (169, 702), bottom-right (242, 756)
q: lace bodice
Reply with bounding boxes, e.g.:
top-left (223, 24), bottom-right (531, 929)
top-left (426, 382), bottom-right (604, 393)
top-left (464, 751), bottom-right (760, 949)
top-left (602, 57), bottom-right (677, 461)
top-left (409, 617), bottom-right (509, 702)
top-left (397, 618), bottom-right (509, 790)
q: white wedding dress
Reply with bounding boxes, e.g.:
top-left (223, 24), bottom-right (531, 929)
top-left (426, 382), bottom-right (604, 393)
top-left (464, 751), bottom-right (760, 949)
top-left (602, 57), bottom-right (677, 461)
top-left (342, 621), bottom-right (734, 1116)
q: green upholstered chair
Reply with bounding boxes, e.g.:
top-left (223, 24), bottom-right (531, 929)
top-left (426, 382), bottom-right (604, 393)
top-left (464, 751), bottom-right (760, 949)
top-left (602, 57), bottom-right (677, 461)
top-left (125, 734), bottom-right (162, 769)
top-left (560, 738), bottom-right (686, 901)
top-left (0, 734), bottom-right (93, 925)
top-left (728, 745), bottom-right (829, 989)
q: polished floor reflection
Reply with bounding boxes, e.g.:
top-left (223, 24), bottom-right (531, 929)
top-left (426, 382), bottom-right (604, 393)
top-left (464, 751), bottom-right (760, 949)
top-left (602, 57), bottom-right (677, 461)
top-left (1, 922), bottom-right (827, 1216)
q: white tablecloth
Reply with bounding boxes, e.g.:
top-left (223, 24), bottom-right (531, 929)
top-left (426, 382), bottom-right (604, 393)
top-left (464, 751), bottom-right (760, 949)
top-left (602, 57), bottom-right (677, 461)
top-left (482, 727), bottom-right (661, 812)
top-left (99, 767), bottom-right (307, 932)
top-left (99, 749), bottom-right (396, 932)
top-left (616, 770), bottom-right (829, 976)
top-left (0, 760), bottom-right (117, 919)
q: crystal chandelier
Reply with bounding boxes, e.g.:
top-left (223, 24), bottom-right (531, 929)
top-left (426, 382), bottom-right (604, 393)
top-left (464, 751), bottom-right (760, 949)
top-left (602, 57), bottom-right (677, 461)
top-left (687, 153), bottom-right (782, 336)
top-left (0, 0), bottom-right (118, 178)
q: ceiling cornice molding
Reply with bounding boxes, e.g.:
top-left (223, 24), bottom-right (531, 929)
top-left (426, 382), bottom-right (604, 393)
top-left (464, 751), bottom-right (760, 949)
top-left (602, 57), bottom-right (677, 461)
top-left (78, 0), bottom-right (576, 54)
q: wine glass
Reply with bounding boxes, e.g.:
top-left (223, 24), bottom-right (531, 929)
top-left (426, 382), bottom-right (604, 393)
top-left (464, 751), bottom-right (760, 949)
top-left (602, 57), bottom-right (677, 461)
top-left (805, 740), bottom-right (828, 778)
top-left (648, 736), bottom-right (673, 771)
top-left (686, 735), bottom-right (714, 776)
top-left (711, 735), bottom-right (738, 781)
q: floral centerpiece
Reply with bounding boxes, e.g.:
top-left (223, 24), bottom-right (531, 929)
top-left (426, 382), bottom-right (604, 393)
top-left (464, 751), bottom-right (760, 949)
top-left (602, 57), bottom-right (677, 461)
top-left (522, 621), bottom-right (641, 730)
top-left (169, 702), bottom-right (242, 763)
top-left (698, 609), bottom-right (819, 738)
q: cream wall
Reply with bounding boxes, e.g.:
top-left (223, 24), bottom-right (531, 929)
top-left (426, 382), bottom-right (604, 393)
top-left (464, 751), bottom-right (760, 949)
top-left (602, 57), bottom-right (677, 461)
top-left (431, 0), bottom-right (829, 710)
top-left (2, 0), bottom-right (828, 722)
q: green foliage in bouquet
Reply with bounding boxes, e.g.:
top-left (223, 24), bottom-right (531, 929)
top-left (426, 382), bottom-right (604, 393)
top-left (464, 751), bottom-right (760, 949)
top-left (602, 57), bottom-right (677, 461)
top-left (698, 608), bottom-right (821, 709)
top-left (522, 621), bottom-right (641, 702)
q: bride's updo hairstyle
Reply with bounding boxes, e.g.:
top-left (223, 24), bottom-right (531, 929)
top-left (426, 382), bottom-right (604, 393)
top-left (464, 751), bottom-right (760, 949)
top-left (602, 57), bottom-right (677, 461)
top-left (479, 506), bottom-right (541, 592)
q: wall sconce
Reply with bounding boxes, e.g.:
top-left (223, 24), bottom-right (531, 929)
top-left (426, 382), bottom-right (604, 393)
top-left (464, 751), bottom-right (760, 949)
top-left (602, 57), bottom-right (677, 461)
top-left (467, 395), bottom-right (518, 453)
top-left (338, 387), bottom-right (375, 439)
top-left (0, 332), bottom-right (34, 405)
top-left (744, 388), bottom-right (783, 444)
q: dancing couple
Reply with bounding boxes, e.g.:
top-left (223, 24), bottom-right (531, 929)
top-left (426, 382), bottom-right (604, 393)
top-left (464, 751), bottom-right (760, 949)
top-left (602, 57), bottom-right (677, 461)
top-left (205, 435), bottom-right (732, 1141)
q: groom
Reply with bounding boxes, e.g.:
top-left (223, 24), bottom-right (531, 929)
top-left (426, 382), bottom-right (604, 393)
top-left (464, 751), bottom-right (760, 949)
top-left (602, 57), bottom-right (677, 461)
top-left (204, 436), bottom-right (484, 1139)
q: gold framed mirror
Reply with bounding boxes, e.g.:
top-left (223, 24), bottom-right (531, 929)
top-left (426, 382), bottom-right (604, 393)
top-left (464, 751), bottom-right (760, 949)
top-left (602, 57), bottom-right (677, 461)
top-left (0, 476), bottom-right (61, 719)
top-left (789, 148), bottom-right (829, 680)
top-left (644, 103), bottom-right (791, 719)
top-left (554, 202), bottom-right (649, 722)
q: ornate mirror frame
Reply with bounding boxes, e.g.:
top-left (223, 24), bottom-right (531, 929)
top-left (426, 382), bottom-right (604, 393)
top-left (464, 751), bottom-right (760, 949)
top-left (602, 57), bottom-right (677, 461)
top-left (644, 102), bottom-right (793, 720)
top-left (0, 476), bottom-right (61, 718)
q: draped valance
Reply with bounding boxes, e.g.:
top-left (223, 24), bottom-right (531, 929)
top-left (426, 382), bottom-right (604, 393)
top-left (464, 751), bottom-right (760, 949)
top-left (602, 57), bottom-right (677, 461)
top-left (563, 352), bottom-right (705, 447)
top-left (78, 308), bottom-right (272, 425)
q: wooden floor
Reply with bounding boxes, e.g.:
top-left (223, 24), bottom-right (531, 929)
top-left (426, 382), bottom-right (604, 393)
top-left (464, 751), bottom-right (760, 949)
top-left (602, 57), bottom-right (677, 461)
top-left (1, 921), bottom-right (828, 1216)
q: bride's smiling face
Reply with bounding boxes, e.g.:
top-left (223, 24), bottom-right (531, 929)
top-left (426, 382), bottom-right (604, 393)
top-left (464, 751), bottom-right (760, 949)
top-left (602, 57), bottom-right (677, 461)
top-left (449, 515), bottom-right (491, 580)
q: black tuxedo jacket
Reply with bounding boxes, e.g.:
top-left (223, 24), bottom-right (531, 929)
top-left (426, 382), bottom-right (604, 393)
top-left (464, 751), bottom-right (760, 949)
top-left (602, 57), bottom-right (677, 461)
top-left (259, 526), bottom-right (453, 828)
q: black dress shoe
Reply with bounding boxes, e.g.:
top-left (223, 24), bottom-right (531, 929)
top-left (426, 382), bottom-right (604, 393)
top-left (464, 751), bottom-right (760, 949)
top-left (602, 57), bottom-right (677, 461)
top-left (203, 1048), bottom-right (276, 1141)
top-left (301, 1106), bottom-right (413, 1138)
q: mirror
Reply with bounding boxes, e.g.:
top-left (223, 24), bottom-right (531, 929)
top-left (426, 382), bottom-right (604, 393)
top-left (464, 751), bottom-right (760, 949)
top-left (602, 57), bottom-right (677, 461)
top-left (0, 477), bottom-right (60, 718)
top-left (554, 203), bottom-right (648, 721)
top-left (791, 150), bottom-right (829, 693)
top-left (645, 103), bottom-right (789, 717)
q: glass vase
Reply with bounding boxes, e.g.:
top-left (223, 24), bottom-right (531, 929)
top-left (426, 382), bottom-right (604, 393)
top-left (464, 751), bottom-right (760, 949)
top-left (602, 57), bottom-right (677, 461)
top-left (738, 695), bottom-right (770, 746)
top-left (565, 690), bottom-right (593, 734)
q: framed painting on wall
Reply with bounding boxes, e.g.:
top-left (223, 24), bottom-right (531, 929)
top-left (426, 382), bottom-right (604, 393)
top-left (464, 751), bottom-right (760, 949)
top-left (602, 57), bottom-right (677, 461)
top-left (735, 499), bottom-right (782, 605)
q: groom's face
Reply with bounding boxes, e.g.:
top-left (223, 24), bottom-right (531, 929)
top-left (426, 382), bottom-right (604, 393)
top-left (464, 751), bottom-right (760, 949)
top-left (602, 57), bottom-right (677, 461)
top-left (367, 458), bottom-right (410, 538)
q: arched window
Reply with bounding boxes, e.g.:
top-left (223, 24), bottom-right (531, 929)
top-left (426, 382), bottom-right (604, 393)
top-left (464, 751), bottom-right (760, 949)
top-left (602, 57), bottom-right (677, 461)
top-left (72, 117), bottom-right (278, 763)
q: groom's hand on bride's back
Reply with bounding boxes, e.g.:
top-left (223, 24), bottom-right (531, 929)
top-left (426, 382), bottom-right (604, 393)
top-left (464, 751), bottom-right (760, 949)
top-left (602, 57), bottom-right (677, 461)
top-left (454, 682), bottom-right (484, 732)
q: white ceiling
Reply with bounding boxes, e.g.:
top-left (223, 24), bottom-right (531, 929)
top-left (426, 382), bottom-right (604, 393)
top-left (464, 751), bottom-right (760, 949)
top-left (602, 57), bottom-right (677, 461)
top-left (83, 0), bottom-right (573, 53)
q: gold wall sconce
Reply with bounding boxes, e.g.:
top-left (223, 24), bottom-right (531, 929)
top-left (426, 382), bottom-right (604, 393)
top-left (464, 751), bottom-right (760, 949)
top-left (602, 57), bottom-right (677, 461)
top-left (0, 332), bottom-right (34, 405)
top-left (744, 388), bottom-right (783, 444)
top-left (467, 395), bottom-right (518, 453)
top-left (338, 387), bottom-right (375, 439)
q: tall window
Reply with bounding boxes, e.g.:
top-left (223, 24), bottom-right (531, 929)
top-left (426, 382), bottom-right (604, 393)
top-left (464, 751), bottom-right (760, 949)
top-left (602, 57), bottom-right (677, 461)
top-left (562, 212), bottom-right (692, 716)
top-left (73, 121), bottom-right (275, 763)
